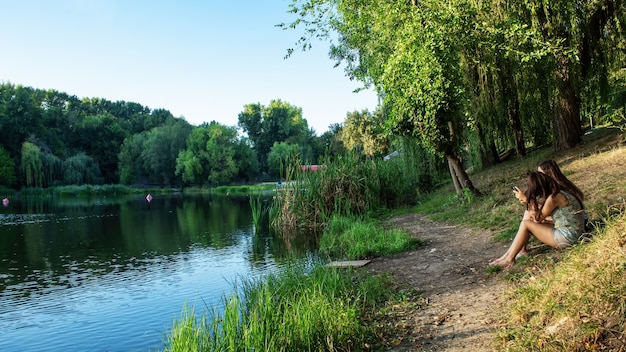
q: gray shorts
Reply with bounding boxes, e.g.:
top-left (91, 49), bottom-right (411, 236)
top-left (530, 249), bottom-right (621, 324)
top-left (553, 229), bottom-right (574, 249)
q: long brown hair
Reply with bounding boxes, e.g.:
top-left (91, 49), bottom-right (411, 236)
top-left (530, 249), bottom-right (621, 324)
top-left (538, 159), bottom-right (584, 206)
top-left (526, 171), bottom-right (560, 220)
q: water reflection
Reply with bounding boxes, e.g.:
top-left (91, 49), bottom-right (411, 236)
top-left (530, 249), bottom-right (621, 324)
top-left (0, 193), bottom-right (317, 352)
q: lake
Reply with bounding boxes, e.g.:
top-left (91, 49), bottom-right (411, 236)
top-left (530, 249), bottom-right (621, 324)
top-left (0, 193), bottom-right (315, 352)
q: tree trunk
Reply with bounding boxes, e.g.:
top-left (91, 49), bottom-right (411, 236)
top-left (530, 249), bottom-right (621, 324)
top-left (447, 153), bottom-right (481, 196)
top-left (448, 158), bottom-right (462, 195)
top-left (552, 59), bottom-right (582, 151)
top-left (500, 59), bottom-right (526, 157)
top-left (445, 121), bottom-right (480, 196)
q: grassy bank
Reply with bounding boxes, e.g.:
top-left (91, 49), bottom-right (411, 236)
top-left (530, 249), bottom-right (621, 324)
top-left (163, 127), bottom-right (626, 351)
top-left (162, 216), bottom-right (419, 351)
top-left (413, 127), bottom-right (626, 350)
top-left (319, 215), bottom-right (422, 260)
top-left (497, 210), bottom-right (626, 351)
top-left (162, 263), bottom-right (395, 352)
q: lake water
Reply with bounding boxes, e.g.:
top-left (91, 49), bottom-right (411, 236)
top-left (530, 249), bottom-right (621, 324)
top-left (0, 193), bottom-right (314, 352)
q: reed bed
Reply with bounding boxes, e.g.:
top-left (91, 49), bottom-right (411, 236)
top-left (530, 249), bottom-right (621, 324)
top-left (271, 144), bottom-right (445, 237)
top-left (162, 263), bottom-right (394, 352)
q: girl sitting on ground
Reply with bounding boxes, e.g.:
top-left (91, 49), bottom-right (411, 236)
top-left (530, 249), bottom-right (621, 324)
top-left (490, 171), bottom-right (585, 267)
top-left (512, 159), bottom-right (587, 257)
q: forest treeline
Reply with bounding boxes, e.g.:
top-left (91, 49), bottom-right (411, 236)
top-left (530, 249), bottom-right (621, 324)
top-left (0, 83), bottom-right (361, 189)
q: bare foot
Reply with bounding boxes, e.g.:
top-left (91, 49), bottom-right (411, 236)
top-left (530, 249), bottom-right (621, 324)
top-left (489, 258), bottom-right (513, 267)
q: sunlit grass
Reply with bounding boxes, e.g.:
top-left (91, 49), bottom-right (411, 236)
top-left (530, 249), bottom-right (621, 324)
top-left (495, 209), bottom-right (626, 351)
top-left (162, 263), bottom-right (394, 352)
top-left (319, 215), bottom-right (422, 260)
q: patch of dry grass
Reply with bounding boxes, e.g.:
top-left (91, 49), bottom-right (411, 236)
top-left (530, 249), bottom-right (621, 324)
top-left (567, 147), bottom-right (626, 221)
top-left (495, 209), bottom-right (626, 351)
top-left (485, 127), bottom-right (626, 351)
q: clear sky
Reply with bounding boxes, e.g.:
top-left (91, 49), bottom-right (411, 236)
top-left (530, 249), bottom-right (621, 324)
top-left (0, 0), bottom-right (379, 135)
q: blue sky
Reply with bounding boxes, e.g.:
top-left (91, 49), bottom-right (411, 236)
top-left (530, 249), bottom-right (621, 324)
top-left (0, 0), bottom-right (378, 135)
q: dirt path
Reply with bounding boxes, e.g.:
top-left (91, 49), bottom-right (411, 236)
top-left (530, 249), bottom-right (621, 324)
top-left (366, 213), bottom-right (512, 351)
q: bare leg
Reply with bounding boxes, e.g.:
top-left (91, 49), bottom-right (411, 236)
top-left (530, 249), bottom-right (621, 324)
top-left (499, 210), bottom-right (535, 259)
top-left (490, 219), bottom-right (558, 266)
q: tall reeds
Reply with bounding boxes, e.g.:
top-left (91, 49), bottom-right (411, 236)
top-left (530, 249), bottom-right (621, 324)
top-left (249, 193), bottom-right (267, 230)
top-left (270, 142), bottom-right (446, 237)
top-left (162, 263), bottom-right (394, 352)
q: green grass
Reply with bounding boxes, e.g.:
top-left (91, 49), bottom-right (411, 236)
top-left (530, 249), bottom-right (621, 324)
top-left (162, 263), bottom-right (395, 352)
top-left (319, 215), bottom-right (422, 260)
top-left (212, 183), bottom-right (276, 195)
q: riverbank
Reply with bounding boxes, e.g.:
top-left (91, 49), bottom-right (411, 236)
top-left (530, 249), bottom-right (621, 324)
top-left (367, 126), bottom-right (626, 350)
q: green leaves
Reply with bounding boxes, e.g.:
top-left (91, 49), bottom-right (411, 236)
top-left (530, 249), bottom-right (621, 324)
top-left (174, 122), bottom-right (243, 186)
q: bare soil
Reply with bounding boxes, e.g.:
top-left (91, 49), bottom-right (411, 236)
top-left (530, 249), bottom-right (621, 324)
top-left (366, 213), bottom-right (512, 352)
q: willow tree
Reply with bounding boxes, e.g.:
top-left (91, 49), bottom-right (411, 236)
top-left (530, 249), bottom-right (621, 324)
top-left (21, 142), bottom-right (43, 188)
top-left (283, 0), bottom-right (481, 195)
top-left (501, 0), bottom-right (626, 150)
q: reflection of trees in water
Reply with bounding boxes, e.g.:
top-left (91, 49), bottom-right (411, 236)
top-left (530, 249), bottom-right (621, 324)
top-left (0, 193), bottom-right (316, 300)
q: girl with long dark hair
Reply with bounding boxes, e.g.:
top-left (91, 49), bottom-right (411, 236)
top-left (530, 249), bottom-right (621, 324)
top-left (490, 171), bottom-right (585, 267)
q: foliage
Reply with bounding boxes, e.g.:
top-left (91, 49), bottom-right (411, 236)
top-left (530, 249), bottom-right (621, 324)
top-left (267, 142), bottom-right (300, 178)
top-left (283, 0), bottom-right (626, 193)
top-left (21, 142), bottom-right (43, 188)
top-left (0, 146), bottom-right (16, 187)
top-left (119, 119), bottom-right (192, 186)
top-left (162, 263), bottom-right (395, 352)
top-left (63, 152), bottom-right (103, 185)
top-left (341, 109), bottom-right (389, 158)
top-left (271, 139), bottom-right (446, 236)
top-left (175, 122), bottom-right (242, 186)
top-left (238, 99), bottom-right (314, 173)
top-left (233, 138), bottom-right (259, 182)
top-left (73, 113), bottom-right (129, 184)
top-left (1, 83), bottom-right (332, 189)
top-left (319, 215), bottom-right (422, 260)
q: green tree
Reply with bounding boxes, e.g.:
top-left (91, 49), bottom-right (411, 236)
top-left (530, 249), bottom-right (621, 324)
top-left (118, 133), bottom-right (148, 185)
top-left (175, 122), bottom-right (239, 186)
top-left (141, 120), bottom-right (192, 186)
top-left (233, 138), bottom-right (259, 182)
top-left (0, 146), bottom-right (16, 187)
top-left (267, 142), bottom-right (301, 178)
top-left (74, 113), bottom-right (129, 183)
top-left (341, 109), bottom-right (388, 158)
top-left (21, 142), bottom-right (43, 188)
top-left (283, 1), bottom-right (482, 194)
top-left (175, 149), bottom-right (201, 185)
top-left (40, 152), bottom-right (63, 187)
top-left (0, 84), bottom-right (43, 160)
top-left (63, 152), bottom-right (103, 185)
top-left (238, 100), bottom-right (310, 173)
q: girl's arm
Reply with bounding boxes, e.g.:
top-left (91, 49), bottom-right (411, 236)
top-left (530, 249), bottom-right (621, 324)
top-left (538, 193), bottom-right (568, 222)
